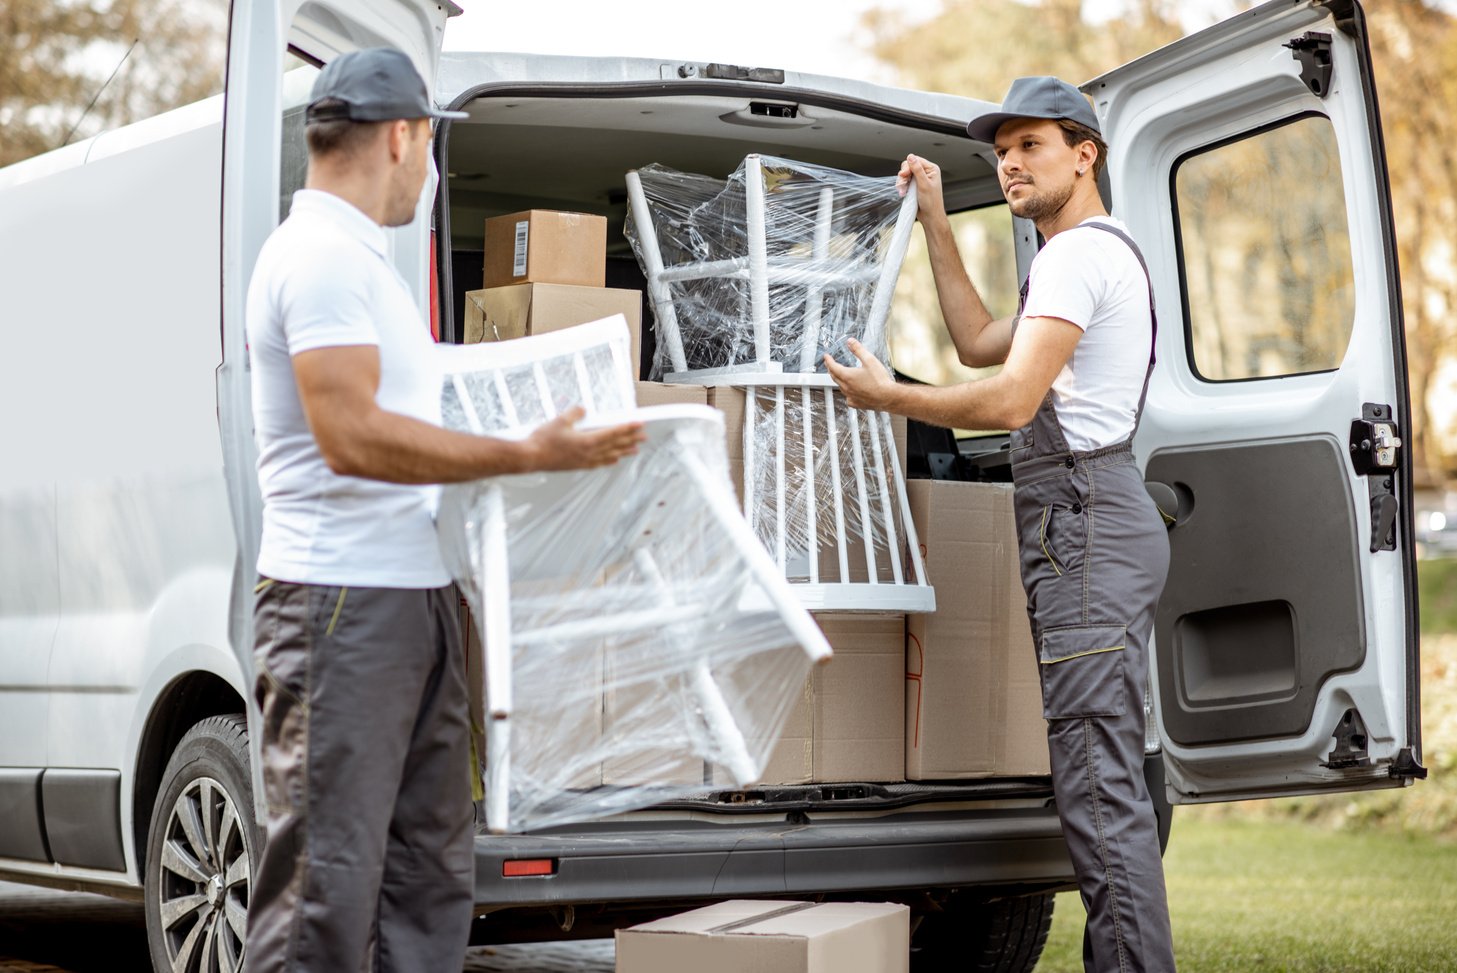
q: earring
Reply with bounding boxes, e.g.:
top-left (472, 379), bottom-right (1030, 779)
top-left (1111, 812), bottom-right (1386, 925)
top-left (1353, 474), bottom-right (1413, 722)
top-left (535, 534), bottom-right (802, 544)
top-left (1077, 168), bottom-right (1086, 175)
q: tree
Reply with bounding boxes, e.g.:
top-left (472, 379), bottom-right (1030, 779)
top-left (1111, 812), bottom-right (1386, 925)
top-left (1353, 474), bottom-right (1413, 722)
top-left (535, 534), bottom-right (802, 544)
top-left (865, 0), bottom-right (1457, 483)
top-left (0, 0), bottom-right (227, 169)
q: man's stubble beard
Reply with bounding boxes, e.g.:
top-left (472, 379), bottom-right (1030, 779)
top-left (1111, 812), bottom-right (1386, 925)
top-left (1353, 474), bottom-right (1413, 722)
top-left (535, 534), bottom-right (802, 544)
top-left (1007, 179), bottom-right (1075, 225)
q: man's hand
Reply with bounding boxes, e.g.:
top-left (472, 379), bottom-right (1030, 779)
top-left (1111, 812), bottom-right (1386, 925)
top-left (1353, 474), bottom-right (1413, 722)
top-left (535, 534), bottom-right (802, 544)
top-left (522, 406), bottom-right (645, 471)
top-left (823, 339), bottom-right (899, 412)
top-left (897, 154), bottom-right (946, 224)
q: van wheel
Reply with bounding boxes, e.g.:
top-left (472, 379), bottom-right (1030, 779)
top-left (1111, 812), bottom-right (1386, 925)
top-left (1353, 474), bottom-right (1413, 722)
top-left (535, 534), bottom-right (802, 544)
top-left (910, 892), bottom-right (1055, 973)
top-left (143, 714), bottom-right (259, 973)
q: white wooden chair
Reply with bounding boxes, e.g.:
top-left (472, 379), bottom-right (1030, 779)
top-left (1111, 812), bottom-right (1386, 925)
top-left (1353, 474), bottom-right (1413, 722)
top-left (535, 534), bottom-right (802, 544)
top-left (435, 316), bottom-right (830, 833)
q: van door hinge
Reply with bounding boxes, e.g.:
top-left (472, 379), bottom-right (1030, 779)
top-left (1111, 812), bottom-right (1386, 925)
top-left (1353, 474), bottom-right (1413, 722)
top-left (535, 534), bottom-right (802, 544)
top-left (1350, 404), bottom-right (1401, 552)
top-left (1321, 708), bottom-right (1371, 770)
top-left (1285, 31), bottom-right (1334, 98)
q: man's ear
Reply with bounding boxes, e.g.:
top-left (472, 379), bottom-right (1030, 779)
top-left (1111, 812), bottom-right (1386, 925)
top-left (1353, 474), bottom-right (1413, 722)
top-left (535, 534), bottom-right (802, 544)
top-left (1078, 139), bottom-right (1099, 174)
top-left (386, 119), bottom-right (410, 164)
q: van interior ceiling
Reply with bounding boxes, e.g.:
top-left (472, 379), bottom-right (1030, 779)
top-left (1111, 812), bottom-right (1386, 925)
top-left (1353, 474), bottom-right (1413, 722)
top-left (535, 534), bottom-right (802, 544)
top-left (438, 92), bottom-right (1003, 365)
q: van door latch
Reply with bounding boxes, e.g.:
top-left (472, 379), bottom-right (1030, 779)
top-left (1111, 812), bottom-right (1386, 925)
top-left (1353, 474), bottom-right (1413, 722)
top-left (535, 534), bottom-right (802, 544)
top-left (1285, 31), bottom-right (1334, 98)
top-left (1350, 404), bottom-right (1402, 552)
top-left (1321, 708), bottom-right (1371, 770)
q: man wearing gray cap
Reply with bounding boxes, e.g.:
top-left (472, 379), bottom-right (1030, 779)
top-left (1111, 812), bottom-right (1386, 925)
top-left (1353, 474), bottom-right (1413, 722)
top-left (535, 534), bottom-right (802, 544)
top-left (827, 76), bottom-right (1175, 972)
top-left (244, 48), bottom-right (643, 972)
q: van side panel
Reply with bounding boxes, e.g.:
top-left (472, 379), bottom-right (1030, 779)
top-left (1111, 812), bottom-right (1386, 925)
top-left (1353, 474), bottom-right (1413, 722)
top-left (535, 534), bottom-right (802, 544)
top-left (0, 105), bottom-right (240, 879)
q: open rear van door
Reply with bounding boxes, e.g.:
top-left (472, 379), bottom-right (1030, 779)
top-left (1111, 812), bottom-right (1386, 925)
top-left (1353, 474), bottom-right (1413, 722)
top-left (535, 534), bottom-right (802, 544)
top-left (1090, 0), bottom-right (1424, 803)
top-left (218, 0), bottom-right (456, 816)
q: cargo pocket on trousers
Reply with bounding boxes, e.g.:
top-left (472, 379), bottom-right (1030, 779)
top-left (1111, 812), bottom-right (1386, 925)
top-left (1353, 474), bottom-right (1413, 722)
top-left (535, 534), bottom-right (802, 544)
top-left (1039, 624), bottom-right (1127, 720)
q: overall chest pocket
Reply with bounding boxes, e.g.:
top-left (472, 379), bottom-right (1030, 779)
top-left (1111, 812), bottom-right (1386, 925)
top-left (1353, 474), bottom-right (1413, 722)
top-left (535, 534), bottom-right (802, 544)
top-left (1039, 623), bottom-right (1127, 719)
top-left (1039, 501), bottom-right (1087, 576)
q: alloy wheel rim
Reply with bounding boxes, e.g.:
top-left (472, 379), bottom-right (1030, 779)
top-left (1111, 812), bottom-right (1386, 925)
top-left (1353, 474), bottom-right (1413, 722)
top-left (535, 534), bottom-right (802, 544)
top-left (157, 776), bottom-right (249, 973)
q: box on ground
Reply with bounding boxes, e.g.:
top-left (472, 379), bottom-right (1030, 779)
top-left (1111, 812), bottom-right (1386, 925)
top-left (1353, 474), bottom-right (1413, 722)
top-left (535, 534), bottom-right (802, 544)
top-left (484, 209), bottom-right (606, 288)
top-left (463, 283), bottom-right (642, 379)
top-left (720, 613), bottom-right (905, 786)
top-left (615, 900), bottom-right (909, 973)
top-left (904, 480), bottom-right (1050, 779)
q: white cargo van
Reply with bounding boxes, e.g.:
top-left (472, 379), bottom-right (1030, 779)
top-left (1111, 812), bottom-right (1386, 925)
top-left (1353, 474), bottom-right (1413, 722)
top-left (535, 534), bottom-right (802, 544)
top-left (0, 1), bottom-right (1424, 970)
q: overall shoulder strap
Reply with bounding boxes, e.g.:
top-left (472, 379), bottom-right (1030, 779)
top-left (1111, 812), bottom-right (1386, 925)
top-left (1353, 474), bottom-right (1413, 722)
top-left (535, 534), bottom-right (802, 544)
top-left (1080, 220), bottom-right (1158, 425)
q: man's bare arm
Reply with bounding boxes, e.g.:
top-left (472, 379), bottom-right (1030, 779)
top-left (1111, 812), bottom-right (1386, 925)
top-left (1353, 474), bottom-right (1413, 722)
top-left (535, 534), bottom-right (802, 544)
top-left (900, 154), bottom-right (1016, 367)
top-left (292, 345), bottom-right (644, 484)
top-left (824, 316), bottom-right (1081, 431)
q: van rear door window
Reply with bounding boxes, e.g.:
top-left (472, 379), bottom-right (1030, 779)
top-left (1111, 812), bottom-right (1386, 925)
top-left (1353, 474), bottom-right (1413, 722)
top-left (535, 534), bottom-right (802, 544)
top-left (1172, 114), bottom-right (1355, 382)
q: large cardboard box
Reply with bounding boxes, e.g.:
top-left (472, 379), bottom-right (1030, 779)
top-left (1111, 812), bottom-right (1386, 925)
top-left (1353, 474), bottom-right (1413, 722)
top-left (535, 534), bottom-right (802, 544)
top-left (463, 283), bottom-right (642, 379)
top-left (904, 480), bottom-right (1050, 779)
top-left (483, 209), bottom-right (606, 288)
top-left (616, 900), bottom-right (909, 973)
top-left (742, 613), bottom-right (906, 786)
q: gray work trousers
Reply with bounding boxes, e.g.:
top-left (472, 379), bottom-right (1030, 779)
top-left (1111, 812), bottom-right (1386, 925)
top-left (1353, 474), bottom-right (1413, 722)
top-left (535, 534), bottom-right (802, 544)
top-left (245, 580), bottom-right (475, 973)
top-left (1013, 442), bottom-right (1176, 973)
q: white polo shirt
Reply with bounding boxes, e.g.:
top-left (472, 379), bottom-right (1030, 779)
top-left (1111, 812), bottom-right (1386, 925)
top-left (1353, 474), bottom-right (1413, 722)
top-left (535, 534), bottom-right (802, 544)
top-left (1019, 216), bottom-right (1153, 452)
top-left (246, 189), bottom-right (450, 588)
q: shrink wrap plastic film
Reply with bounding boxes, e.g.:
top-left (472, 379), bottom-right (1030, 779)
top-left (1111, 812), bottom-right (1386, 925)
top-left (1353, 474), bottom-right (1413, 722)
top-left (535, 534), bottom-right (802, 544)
top-left (434, 317), bottom-right (830, 833)
top-left (625, 155), bottom-right (914, 379)
top-left (741, 386), bottom-right (911, 586)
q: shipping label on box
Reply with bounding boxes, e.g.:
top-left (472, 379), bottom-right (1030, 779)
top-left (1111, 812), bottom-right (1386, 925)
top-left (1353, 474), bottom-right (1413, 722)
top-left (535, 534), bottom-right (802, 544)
top-left (463, 282), bottom-right (643, 379)
top-left (616, 900), bottom-right (910, 973)
top-left (484, 209), bottom-right (607, 288)
top-left (904, 480), bottom-right (1050, 779)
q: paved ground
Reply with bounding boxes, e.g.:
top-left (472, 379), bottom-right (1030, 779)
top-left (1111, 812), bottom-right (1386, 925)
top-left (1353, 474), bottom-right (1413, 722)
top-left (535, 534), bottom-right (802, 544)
top-left (0, 881), bottom-right (614, 972)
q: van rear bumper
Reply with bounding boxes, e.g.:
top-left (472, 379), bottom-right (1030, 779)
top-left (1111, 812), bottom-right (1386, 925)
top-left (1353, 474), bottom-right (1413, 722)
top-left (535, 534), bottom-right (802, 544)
top-left (472, 805), bottom-right (1075, 908)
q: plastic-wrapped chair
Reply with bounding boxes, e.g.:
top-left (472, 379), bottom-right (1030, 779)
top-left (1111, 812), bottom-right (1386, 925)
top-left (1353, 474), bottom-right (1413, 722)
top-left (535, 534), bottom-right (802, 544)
top-left (625, 155), bottom-right (933, 613)
top-left (434, 316), bottom-right (831, 834)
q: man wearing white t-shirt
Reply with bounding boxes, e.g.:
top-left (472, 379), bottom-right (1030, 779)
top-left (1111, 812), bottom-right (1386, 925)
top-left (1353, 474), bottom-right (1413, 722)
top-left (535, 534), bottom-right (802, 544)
top-left (243, 49), bottom-right (643, 973)
top-left (827, 77), bottom-right (1175, 972)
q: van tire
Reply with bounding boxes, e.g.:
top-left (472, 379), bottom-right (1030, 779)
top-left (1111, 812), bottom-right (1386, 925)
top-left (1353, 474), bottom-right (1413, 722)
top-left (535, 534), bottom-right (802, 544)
top-left (910, 891), bottom-right (1055, 973)
top-left (143, 714), bottom-right (259, 973)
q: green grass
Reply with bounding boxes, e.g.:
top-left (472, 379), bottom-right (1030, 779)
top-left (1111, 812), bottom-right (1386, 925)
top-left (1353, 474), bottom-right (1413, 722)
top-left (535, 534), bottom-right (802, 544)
top-left (1035, 816), bottom-right (1457, 972)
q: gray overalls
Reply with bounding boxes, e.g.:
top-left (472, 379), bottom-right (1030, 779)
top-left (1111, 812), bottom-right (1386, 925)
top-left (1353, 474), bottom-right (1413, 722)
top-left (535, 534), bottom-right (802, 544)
top-left (1011, 221), bottom-right (1175, 972)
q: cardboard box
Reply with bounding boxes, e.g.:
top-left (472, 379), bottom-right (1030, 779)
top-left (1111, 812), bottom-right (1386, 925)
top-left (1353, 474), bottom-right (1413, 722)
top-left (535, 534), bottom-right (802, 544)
top-left (635, 381), bottom-right (708, 409)
top-left (484, 209), bottom-right (606, 288)
top-left (904, 480), bottom-right (1050, 779)
top-left (616, 900), bottom-right (909, 973)
top-left (744, 613), bottom-right (906, 786)
top-left (460, 600), bottom-right (605, 790)
top-left (463, 283), bottom-right (642, 379)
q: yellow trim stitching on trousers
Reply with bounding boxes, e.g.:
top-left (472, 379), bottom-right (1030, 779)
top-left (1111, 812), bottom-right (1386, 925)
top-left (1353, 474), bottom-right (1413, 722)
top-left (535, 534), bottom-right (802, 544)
top-left (254, 578), bottom-right (276, 594)
top-left (1040, 505), bottom-right (1064, 576)
top-left (326, 587), bottom-right (348, 637)
top-left (1041, 645), bottom-right (1125, 665)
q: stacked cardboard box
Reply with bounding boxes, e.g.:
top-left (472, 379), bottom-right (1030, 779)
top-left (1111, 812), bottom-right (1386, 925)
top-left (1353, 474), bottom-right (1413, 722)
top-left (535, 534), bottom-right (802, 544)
top-left (742, 613), bottom-right (906, 785)
top-left (904, 480), bottom-right (1050, 779)
top-left (468, 209), bottom-right (643, 379)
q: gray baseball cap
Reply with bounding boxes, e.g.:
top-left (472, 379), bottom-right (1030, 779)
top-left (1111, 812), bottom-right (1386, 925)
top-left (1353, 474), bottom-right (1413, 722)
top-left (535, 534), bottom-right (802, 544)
top-left (306, 47), bottom-right (468, 124)
top-left (966, 76), bottom-right (1100, 144)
